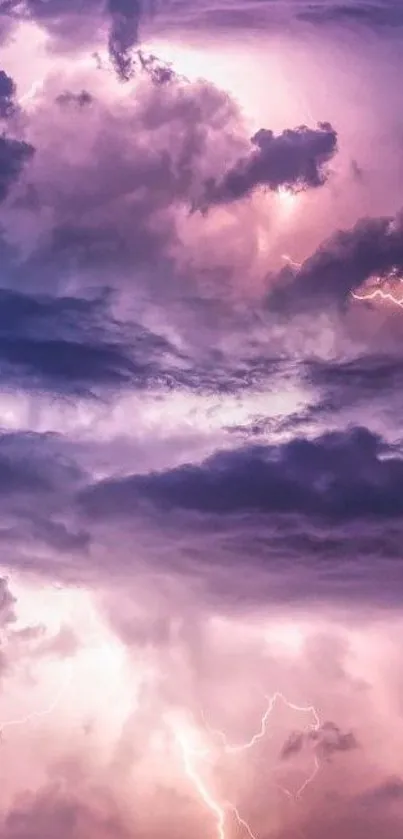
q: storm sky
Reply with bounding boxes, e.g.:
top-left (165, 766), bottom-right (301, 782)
top-left (0, 1), bottom-right (402, 838)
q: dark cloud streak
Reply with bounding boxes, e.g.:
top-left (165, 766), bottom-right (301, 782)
top-left (201, 122), bottom-right (338, 207)
top-left (80, 426), bottom-right (403, 522)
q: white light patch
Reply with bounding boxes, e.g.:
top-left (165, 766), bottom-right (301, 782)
top-left (265, 622), bottom-right (306, 656)
top-left (276, 186), bottom-right (298, 216)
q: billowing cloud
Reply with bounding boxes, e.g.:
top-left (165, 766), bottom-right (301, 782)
top-left (202, 122), bottom-right (338, 207)
top-left (0, 6), bottom-right (401, 839)
top-left (268, 214), bottom-right (403, 312)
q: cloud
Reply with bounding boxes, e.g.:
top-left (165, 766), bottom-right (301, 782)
top-left (7, 70), bottom-right (246, 296)
top-left (201, 122), bottom-right (338, 207)
top-left (80, 426), bottom-right (403, 522)
top-left (0, 430), bottom-right (84, 497)
top-left (1, 0), bottom-right (144, 78)
top-left (311, 721), bottom-right (359, 758)
top-left (359, 776), bottom-right (403, 805)
top-left (0, 287), bottom-right (181, 395)
top-left (268, 214), bottom-right (403, 312)
top-left (0, 576), bottom-right (17, 627)
top-left (107, 0), bottom-right (141, 80)
top-left (304, 354), bottom-right (403, 416)
top-left (0, 134), bottom-right (34, 201)
top-left (55, 90), bottom-right (94, 109)
top-left (298, 1), bottom-right (403, 28)
top-left (0, 284), bottom-right (283, 398)
top-left (281, 720), bottom-right (358, 760)
top-left (0, 14), bottom-right (403, 839)
top-left (1, 783), bottom-right (129, 839)
top-left (0, 0), bottom-right (104, 51)
top-left (0, 69), bottom-right (16, 118)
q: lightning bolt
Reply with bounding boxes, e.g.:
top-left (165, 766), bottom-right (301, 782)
top-left (293, 754), bottom-right (320, 800)
top-left (202, 692), bottom-right (321, 801)
top-left (281, 254), bottom-right (302, 271)
top-left (0, 578), bottom-right (74, 742)
top-left (172, 717), bottom-right (261, 839)
top-left (171, 691), bottom-right (322, 839)
top-left (0, 662), bottom-right (73, 739)
top-left (174, 723), bottom-right (227, 839)
top-left (281, 257), bottom-right (403, 312)
top-left (351, 281), bottom-right (403, 309)
top-left (203, 691), bottom-right (320, 753)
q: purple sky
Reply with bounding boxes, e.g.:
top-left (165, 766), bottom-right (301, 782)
top-left (0, 2), bottom-right (402, 838)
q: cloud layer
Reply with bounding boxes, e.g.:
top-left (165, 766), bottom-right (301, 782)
top-left (0, 4), bottom-right (402, 839)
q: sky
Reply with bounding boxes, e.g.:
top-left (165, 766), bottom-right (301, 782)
top-left (0, 1), bottom-right (403, 837)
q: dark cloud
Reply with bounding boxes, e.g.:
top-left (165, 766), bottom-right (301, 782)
top-left (359, 776), bottom-right (403, 805)
top-left (0, 431), bottom-right (89, 560)
top-left (81, 426), bottom-right (403, 522)
top-left (311, 720), bottom-right (359, 758)
top-left (268, 214), bottom-right (403, 312)
top-left (304, 354), bottom-right (403, 415)
top-left (298, 1), bottom-right (403, 28)
top-left (0, 282), bottom-right (293, 399)
top-left (280, 730), bottom-right (305, 759)
top-left (201, 122), bottom-right (338, 207)
top-left (0, 69), bottom-right (16, 118)
top-left (0, 0), bottom-right (144, 77)
top-left (0, 334), bottom-right (137, 392)
top-left (0, 576), bottom-right (17, 627)
top-left (0, 431), bottom-right (83, 497)
top-left (107, 0), bottom-right (141, 80)
top-left (0, 134), bottom-right (34, 201)
top-left (0, 0), bottom-right (104, 51)
top-left (55, 90), bottom-right (94, 109)
top-left (136, 50), bottom-right (176, 85)
top-left (0, 287), bottom-right (185, 395)
top-left (281, 720), bottom-right (358, 760)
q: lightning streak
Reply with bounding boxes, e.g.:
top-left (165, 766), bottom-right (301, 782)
top-left (230, 804), bottom-right (259, 839)
top-left (173, 691), bottom-right (322, 839)
top-left (0, 579), bottom-right (74, 741)
top-left (174, 725), bottom-right (227, 839)
top-left (281, 254), bottom-right (302, 270)
top-left (203, 692), bottom-right (322, 803)
top-left (0, 663), bottom-right (72, 738)
top-left (294, 754), bottom-right (320, 800)
top-left (281, 257), bottom-right (403, 313)
top-left (203, 691), bottom-right (320, 755)
top-left (175, 723), bottom-right (261, 839)
top-left (351, 284), bottom-right (403, 309)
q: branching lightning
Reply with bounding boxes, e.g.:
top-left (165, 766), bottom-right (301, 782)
top-left (171, 691), bottom-right (322, 839)
top-left (175, 724), bottom-right (228, 839)
top-left (0, 575), bottom-right (325, 839)
top-left (202, 691), bottom-right (320, 756)
top-left (174, 721), bottom-right (260, 839)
